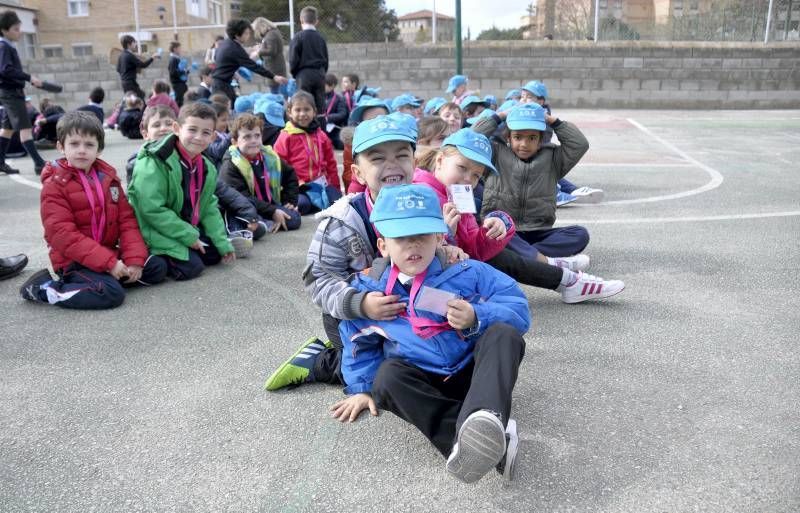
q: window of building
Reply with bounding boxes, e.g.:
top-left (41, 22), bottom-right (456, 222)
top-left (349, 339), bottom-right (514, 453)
top-left (68, 0), bottom-right (89, 17)
top-left (187, 0), bottom-right (208, 18)
top-left (42, 46), bottom-right (63, 58)
top-left (210, 0), bottom-right (223, 25)
top-left (72, 43), bottom-right (93, 57)
top-left (19, 33), bottom-right (36, 60)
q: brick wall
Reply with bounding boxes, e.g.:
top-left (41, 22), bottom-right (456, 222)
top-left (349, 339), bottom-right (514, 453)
top-left (22, 40), bottom-right (800, 113)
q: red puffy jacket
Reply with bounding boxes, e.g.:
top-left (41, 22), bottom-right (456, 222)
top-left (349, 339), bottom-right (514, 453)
top-left (274, 122), bottom-right (341, 189)
top-left (40, 158), bottom-right (149, 273)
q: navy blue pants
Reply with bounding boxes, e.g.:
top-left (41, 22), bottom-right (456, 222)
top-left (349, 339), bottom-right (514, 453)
top-left (516, 225), bottom-right (590, 258)
top-left (558, 178), bottom-right (577, 194)
top-left (42, 256), bottom-right (167, 310)
top-left (297, 186), bottom-right (343, 216)
top-left (163, 235), bottom-right (222, 281)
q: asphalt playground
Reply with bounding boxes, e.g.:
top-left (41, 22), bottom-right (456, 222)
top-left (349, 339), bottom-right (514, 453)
top-left (1, 109), bottom-right (798, 512)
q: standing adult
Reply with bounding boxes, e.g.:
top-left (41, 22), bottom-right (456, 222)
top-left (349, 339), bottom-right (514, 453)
top-left (212, 19), bottom-right (287, 106)
top-left (116, 35), bottom-right (158, 99)
top-left (0, 10), bottom-right (46, 175)
top-left (251, 18), bottom-right (287, 95)
top-left (289, 6), bottom-right (328, 113)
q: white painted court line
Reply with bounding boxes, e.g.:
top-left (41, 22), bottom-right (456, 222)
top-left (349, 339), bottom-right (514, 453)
top-left (577, 162), bottom-right (695, 168)
top-left (6, 174), bottom-right (42, 190)
top-left (556, 210), bottom-right (800, 225)
top-left (581, 118), bottom-right (725, 206)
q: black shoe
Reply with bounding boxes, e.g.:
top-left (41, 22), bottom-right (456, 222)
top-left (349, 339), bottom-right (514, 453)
top-left (19, 269), bottom-right (53, 302)
top-left (0, 254), bottom-right (28, 280)
top-left (35, 162), bottom-right (45, 176)
top-left (0, 162), bottom-right (20, 175)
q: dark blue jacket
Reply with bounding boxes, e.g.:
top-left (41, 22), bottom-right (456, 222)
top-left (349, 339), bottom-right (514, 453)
top-left (289, 29), bottom-right (328, 76)
top-left (116, 49), bottom-right (153, 84)
top-left (0, 39), bottom-right (30, 90)
top-left (77, 104), bottom-right (104, 123)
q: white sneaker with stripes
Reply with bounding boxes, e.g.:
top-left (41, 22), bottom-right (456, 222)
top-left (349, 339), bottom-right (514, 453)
top-left (561, 272), bottom-right (625, 304)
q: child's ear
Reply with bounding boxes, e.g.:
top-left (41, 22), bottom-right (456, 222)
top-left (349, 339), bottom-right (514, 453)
top-left (56, 141), bottom-right (65, 155)
top-left (140, 127), bottom-right (148, 139)
top-left (172, 121), bottom-right (181, 135)
top-left (377, 237), bottom-right (389, 258)
top-left (351, 162), bottom-right (366, 185)
top-left (436, 233), bottom-right (445, 246)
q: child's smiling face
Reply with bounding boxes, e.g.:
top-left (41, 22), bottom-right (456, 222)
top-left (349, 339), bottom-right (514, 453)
top-left (352, 140), bottom-right (415, 200)
top-left (508, 130), bottom-right (542, 160)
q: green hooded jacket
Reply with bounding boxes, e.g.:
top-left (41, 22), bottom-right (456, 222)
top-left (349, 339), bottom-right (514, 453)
top-left (127, 134), bottom-right (234, 261)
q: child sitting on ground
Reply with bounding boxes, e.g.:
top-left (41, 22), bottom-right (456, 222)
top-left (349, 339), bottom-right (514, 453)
top-left (415, 116), bottom-right (449, 160)
top-left (20, 111), bottom-right (167, 309)
top-left (254, 100), bottom-right (285, 146)
top-left (274, 91), bottom-right (341, 215)
top-left (147, 80), bottom-right (180, 117)
top-left (331, 183), bottom-right (529, 483)
top-left (197, 66), bottom-right (213, 100)
top-left (33, 98), bottom-right (65, 148)
top-left (76, 87), bottom-right (105, 123)
top-left (341, 73), bottom-right (359, 112)
top-left (118, 93), bottom-right (144, 140)
top-left (438, 102), bottom-right (463, 135)
top-left (323, 73), bottom-right (348, 150)
top-left (219, 113), bottom-right (301, 234)
top-left (204, 102), bottom-right (231, 168)
top-left (128, 102), bottom-right (236, 280)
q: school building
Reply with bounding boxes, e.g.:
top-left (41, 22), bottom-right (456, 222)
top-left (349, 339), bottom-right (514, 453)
top-left (397, 9), bottom-right (455, 44)
top-left (0, 0), bottom-right (243, 60)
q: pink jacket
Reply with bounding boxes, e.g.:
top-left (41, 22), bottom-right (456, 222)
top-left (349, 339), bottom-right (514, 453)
top-left (146, 93), bottom-right (179, 116)
top-left (413, 168), bottom-right (514, 262)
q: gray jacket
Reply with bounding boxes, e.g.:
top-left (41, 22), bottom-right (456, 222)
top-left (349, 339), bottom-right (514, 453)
top-left (473, 115), bottom-right (589, 232)
top-left (302, 194), bottom-right (376, 320)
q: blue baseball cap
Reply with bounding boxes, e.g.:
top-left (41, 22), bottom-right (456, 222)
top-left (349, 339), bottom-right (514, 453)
top-left (483, 95), bottom-right (498, 107)
top-left (459, 95), bottom-right (488, 110)
top-left (505, 89), bottom-right (521, 100)
top-left (498, 99), bottom-right (519, 112)
top-left (424, 97), bottom-right (446, 116)
top-left (441, 128), bottom-right (497, 175)
top-left (234, 96), bottom-right (254, 113)
top-left (466, 108), bottom-right (494, 126)
top-left (255, 100), bottom-right (285, 128)
top-left (349, 97), bottom-right (390, 126)
top-left (391, 93), bottom-right (421, 111)
top-left (370, 184), bottom-right (449, 238)
top-left (506, 103), bottom-right (547, 132)
top-left (522, 80), bottom-right (548, 99)
top-left (263, 93), bottom-right (285, 105)
top-left (354, 86), bottom-right (382, 103)
top-left (352, 113), bottom-right (417, 157)
top-left (446, 74), bottom-right (468, 94)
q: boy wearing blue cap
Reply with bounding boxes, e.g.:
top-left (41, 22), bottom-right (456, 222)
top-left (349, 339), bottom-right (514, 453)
top-left (264, 113), bottom-right (466, 391)
top-left (459, 95), bottom-right (488, 124)
top-left (391, 94), bottom-right (421, 118)
top-left (330, 183), bottom-right (529, 483)
top-left (446, 74), bottom-right (475, 106)
top-left (347, 97), bottom-right (389, 127)
top-left (424, 97), bottom-right (446, 116)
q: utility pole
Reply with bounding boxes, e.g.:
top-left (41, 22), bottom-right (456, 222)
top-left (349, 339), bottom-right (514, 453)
top-left (455, 0), bottom-right (462, 74)
top-left (785, 0), bottom-right (794, 40)
top-left (765, 0), bottom-right (774, 43)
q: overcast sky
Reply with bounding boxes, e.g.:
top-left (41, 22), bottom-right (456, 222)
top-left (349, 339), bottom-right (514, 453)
top-left (385, 0), bottom-right (533, 39)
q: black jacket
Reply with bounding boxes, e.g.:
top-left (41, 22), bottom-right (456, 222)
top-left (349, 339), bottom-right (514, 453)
top-left (324, 92), bottom-right (348, 127)
top-left (77, 104), bottom-right (104, 123)
top-left (218, 151), bottom-right (299, 220)
top-left (167, 54), bottom-right (187, 84)
top-left (212, 38), bottom-right (273, 84)
top-left (118, 108), bottom-right (143, 139)
top-left (116, 49), bottom-right (153, 84)
top-left (0, 40), bottom-right (30, 90)
top-left (289, 29), bottom-right (328, 76)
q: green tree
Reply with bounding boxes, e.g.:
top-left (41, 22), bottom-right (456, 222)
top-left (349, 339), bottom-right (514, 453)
top-left (476, 26), bottom-right (523, 40)
top-left (240, 0), bottom-right (399, 43)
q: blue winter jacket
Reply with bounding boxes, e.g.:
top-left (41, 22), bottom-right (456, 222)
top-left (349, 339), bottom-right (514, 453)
top-left (339, 250), bottom-right (531, 395)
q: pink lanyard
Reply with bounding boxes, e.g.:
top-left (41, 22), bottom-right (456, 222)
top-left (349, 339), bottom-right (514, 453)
top-left (185, 156), bottom-right (205, 226)
top-left (345, 91), bottom-right (353, 111)
top-left (304, 131), bottom-right (322, 179)
top-left (77, 169), bottom-right (106, 243)
top-left (250, 157), bottom-right (273, 204)
top-left (325, 94), bottom-right (337, 118)
top-left (385, 264), bottom-right (452, 339)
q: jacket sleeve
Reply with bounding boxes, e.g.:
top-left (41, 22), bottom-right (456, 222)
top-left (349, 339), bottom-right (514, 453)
top-left (116, 189), bottom-right (149, 267)
top-left (218, 159), bottom-right (273, 217)
top-left (0, 43), bottom-right (30, 83)
top-left (233, 43), bottom-right (274, 79)
top-left (215, 180), bottom-right (258, 222)
top-left (468, 262), bottom-right (531, 338)
top-left (273, 132), bottom-right (290, 162)
top-left (340, 316), bottom-right (386, 395)
top-left (304, 217), bottom-right (368, 319)
top-left (130, 155), bottom-right (200, 248)
top-left (455, 211), bottom-right (514, 262)
top-left (41, 182), bottom-right (117, 273)
top-left (198, 163), bottom-right (234, 255)
top-left (280, 159), bottom-right (299, 206)
top-left (551, 120), bottom-right (589, 180)
top-left (288, 35), bottom-right (300, 76)
top-left (138, 55), bottom-right (154, 69)
top-left (321, 134), bottom-right (341, 189)
top-left (471, 113), bottom-right (500, 138)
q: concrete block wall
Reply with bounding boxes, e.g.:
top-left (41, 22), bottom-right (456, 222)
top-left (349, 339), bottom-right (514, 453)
top-left (21, 40), bottom-right (800, 113)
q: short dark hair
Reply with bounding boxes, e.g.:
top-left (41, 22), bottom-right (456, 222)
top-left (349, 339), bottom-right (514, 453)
top-left (169, 41), bottom-right (181, 52)
top-left (141, 105), bottom-right (176, 132)
top-left (120, 35), bottom-right (136, 49)
top-left (211, 102), bottom-right (228, 118)
top-left (325, 73), bottom-right (338, 87)
top-left (226, 18), bottom-right (251, 40)
top-left (89, 87), bottom-right (105, 104)
top-left (153, 80), bottom-right (171, 95)
top-left (178, 102), bottom-right (217, 125)
top-left (57, 111), bottom-right (105, 151)
top-left (287, 90), bottom-right (316, 112)
top-left (209, 93), bottom-right (230, 109)
top-left (343, 74), bottom-right (360, 88)
top-left (300, 6), bottom-right (318, 24)
top-left (230, 113), bottom-right (264, 140)
top-left (0, 10), bottom-right (21, 32)
top-left (199, 65), bottom-right (213, 78)
top-left (184, 90), bottom-right (200, 104)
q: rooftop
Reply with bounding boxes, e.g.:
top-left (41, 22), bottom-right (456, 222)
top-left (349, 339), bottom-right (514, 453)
top-left (397, 9), bottom-right (455, 21)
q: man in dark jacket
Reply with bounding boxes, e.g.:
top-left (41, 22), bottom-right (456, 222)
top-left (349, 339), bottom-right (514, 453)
top-left (116, 35), bottom-right (158, 99)
top-left (289, 6), bottom-right (329, 113)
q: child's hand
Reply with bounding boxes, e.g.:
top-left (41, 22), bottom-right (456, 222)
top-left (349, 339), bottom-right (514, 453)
top-left (545, 113), bottom-right (557, 125)
top-left (247, 221), bottom-right (259, 232)
top-left (110, 260), bottom-right (128, 280)
top-left (362, 291), bottom-right (406, 321)
top-left (446, 299), bottom-right (476, 330)
top-left (125, 265), bottom-right (143, 283)
top-left (330, 393), bottom-right (378, 423)
top-left (190, 239), bottom-right (206, 254)
top-left (442, 244), bottom-right (469, 263)
top-left (283, 202), bottom-right (298, 212)
top-left (271, 209), bottom-right (292, 232)
top-left (221, 251), bottom-right (236, 264)
top-left (442, 202), bottom-right (461, 234)
top-left (274, 75), bottom-right (288, 85)
top-left (483, 217), bottom-right (507, 240)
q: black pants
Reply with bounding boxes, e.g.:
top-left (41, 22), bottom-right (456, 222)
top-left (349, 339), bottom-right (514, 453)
top-left (313, 312), bottom-right (344, 385)
top-left (295, 68), bottom-right (326, 113)
top-left (121, 80), bottom-right (145, 99)
top-left (212, 79), bottom-right (237, 106)
top-left (487, 248), bottom-right (562, 290)
top-left (371, 323), bottom-right (525, 457)
top-left (172, 82), bottom-right (188, 107)
top-left (162, 235), bottom-right (222, 281)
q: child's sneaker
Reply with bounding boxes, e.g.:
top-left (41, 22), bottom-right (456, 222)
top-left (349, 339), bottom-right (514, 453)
top-left (264, 337), bottom-right (332, 391)
top-left (496, 418), bottom-right (519, 481)
top-left (561, 272), bottom-right (625, 304)
top-left (556, 190), bottom-right (577, 207)
top-left (570, 186), bottom-right (604, 204)
top-left (228, 230), bottom-right (253, 258)
top-left (550, 254), bottom-right (590, 272)
top-left (446, 410), bottom-right (506, 483)
top-left (19, 269), bottom-right (53, 303)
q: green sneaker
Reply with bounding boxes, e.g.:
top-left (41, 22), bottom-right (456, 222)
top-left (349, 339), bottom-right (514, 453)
top-left (264, 337), bottom-right (331, 391)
